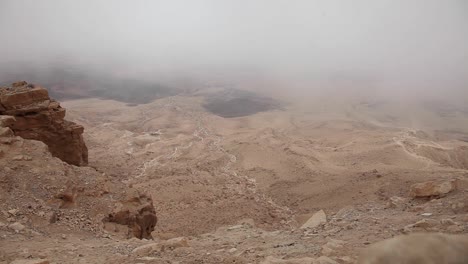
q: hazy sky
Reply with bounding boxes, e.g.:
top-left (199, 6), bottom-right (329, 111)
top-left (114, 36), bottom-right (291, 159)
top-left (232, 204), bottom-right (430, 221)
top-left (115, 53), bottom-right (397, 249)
top-left (0, 0), bottom-right (467, 99)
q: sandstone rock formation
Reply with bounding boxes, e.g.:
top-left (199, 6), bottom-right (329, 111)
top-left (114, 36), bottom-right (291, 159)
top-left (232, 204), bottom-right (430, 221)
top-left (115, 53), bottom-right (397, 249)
top-left (103, 192), bottom-right (157, 239)
top-left (0, 81), bottom-right (88, 166)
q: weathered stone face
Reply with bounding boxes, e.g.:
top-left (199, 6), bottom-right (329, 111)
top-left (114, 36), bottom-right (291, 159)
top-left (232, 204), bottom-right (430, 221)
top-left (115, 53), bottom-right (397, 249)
top-left (103, 192), bottom-right (158, 239)
top-left (0, 82), bottom-right (88, 166)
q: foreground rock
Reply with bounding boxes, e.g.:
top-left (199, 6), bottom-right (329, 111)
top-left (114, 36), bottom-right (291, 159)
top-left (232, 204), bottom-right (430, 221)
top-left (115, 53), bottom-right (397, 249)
top-left (103, 192), bottom-right (157, 239)
top-left (358, 233), bottom-right (468, 264)
top-left (409, 180), bottom-right (457, 198)
top-left (301, 210), bottom-right (327, 229)
top-left (0, 81), bottom-right (88, 165)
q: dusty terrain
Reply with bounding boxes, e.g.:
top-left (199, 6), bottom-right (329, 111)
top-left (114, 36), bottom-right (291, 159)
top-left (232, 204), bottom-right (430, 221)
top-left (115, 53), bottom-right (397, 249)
top-left (1, 86), bottom-right (468, 263)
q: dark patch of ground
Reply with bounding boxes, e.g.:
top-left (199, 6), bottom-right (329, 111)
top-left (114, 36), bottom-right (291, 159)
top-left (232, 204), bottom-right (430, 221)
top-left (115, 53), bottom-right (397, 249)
top-left (203, 89), bottom-right (281, 118)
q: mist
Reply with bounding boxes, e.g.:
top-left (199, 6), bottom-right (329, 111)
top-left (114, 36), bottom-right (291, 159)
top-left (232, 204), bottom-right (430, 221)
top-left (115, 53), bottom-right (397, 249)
top-left (1, 0), bottom-right (467, 102)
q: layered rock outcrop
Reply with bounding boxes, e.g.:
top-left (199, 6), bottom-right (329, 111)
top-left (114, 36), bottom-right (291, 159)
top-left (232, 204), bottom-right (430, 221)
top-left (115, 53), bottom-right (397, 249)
top-left (103, 192), bottom-right (158, 239)
top-left (0, 81), bottom-right (88, 166)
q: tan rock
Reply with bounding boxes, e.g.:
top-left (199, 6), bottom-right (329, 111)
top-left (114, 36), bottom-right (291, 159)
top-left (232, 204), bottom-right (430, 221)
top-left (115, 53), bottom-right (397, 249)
top-left (386, 196), bottom-right (408, 209)
top-left (0, 115), bottom-right (16, 127)
top-left (103, 192), bottom-right (157, 239)
top-left (0, 127), bottom-right (13, 137)
top-left (440, 218), bottom-right (456, 227)
top-left (412, 219), bottom-right (439, 228)
top-left (357, 233), bottom-right (468, 264)
top-left (321, 239), bottom-right (345, 256)
top-left (0, 82), bottom-right (88, 166)
top-left (446, 225), bottom-right (465, 233)
top-left (8, 222), bottom-right (25, 232)
top-left (301, 209), bottom-right (327, 229)
top-left (409, 180), bottom-right (457, 198)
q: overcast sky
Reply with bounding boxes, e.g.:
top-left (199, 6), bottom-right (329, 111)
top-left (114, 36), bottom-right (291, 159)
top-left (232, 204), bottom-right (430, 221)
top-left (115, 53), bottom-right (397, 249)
top-left (0, 0), bottom-right (467, 100)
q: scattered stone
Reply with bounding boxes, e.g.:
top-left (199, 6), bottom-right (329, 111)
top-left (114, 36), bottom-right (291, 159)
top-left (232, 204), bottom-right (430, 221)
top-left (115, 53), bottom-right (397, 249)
top-left (301, 210), bottom-right (327, 229)
top-left (409, 180), bottom-right (457, 198)
top-left (228, 248), bottom-right (238, 253)
top-left (420, 213), bottom-right (432, 217)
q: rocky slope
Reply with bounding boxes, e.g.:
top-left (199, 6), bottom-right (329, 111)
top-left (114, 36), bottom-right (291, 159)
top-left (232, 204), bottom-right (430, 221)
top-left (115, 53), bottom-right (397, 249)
top-left (0, 81), bottom-right (88, 166)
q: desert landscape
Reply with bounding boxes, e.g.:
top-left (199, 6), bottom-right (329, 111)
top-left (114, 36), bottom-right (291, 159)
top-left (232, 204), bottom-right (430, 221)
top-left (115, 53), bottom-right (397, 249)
top-left (0, 80), bottom-right (467, 264)
top-left (1, 1), bottom-right (468, 263)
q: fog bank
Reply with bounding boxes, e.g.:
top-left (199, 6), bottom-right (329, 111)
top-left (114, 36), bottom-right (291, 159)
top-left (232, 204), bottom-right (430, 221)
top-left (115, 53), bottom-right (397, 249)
top-left (0, 0), bottom-right (467, 101)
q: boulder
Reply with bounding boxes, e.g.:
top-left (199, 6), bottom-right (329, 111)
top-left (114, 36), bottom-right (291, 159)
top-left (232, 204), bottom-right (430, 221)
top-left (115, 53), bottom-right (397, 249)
top-left (358, 233), bottom-right (468, 264)
top-left (0, 82), bottom-right (87, 166)
top-left (409, 180), bottom-right (457, 198)
top-left (301, 209), bottom-right (327, 229)
top-left (103, 192), bottom-right (157, 239)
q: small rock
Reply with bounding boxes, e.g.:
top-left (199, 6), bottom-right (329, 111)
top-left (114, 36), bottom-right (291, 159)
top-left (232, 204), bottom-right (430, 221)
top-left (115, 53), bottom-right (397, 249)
top-left (446, 225), bottom-right (464, 233)
top-left (12, 155), bottom-right (32, 161)
top-left (420, 213), bottom-right (432, 217)
top-left (301, 210), bottom-right (327, 229)
top-left (228, 248), bottom-right (238, 253)
top-left (321, 239), bottom-right (345, 256)
top-left (440, 218), bottom-right (456, 226)
top-left (412, 219), bottom-right (439, 228)
top-left (8, 209), bottom-right (19, 216)
top-left (227, 225), bottom-right (244, 231)
top-left (409, 180), bottom-right (457, 198)
top-left (0, 127), bottom-right (14, 137)
top-left (8, 222), bottom-right (25, 232)
top-left (386, 196), bottom-right (407, 210)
